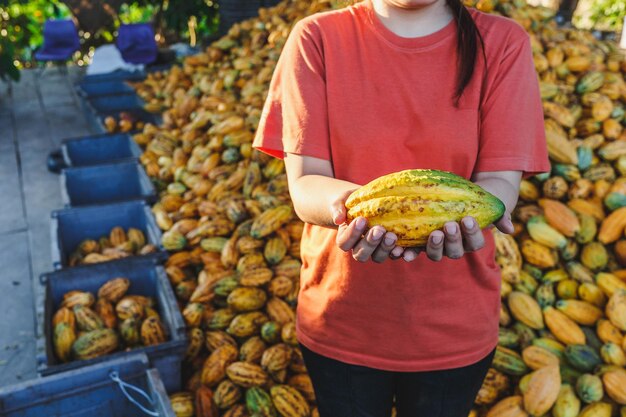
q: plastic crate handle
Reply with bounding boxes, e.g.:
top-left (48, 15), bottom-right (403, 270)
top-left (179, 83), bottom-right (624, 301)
top-left (110, 371), bottom-right (159, 416)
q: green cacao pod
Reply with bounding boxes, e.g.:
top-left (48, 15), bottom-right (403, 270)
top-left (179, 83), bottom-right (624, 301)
top-left (576, 373), bottom-right (604, 403)
top-left (73, 305), bottom-right (104, 332)
top-left (493, 346), bottom-right (530, 376)
top-left (564, 344), bottom-right (602, 372)
top-left (270, 385), bottom-right (311, 417)
top-left (72, 329), bottom-right (119, 360)
top-left (246, 387), bottom-right (277, 417)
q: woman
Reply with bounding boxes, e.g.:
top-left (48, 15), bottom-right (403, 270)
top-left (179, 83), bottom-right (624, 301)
top-left (253, 0), bottom-right (550, 415)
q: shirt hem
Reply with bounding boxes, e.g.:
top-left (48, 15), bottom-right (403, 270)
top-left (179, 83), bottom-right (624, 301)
top-left (296, 327), bottom-right (499, 372)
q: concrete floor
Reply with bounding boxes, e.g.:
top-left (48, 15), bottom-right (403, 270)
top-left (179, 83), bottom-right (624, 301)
top-left (0, 67), bottom-right (91, 387)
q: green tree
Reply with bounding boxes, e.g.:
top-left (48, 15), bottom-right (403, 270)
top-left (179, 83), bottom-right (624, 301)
top-left (588, 0), bottom-right (625, 31)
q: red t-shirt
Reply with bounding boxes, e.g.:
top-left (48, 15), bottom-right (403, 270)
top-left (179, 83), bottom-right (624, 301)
top-left (253, 0), bottom-right (550, 371)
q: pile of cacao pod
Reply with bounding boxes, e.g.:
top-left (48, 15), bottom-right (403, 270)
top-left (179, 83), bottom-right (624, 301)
top-left (52, 278), bottom-right (168, 364)
top-left (103, 112), bottom-right (148, 134)
top-left (126, 0), bottom-right (626, 415)
top-left (130, 66), bottom-right (193, 114)
top-left (68, 226), bottom-right (158, 267)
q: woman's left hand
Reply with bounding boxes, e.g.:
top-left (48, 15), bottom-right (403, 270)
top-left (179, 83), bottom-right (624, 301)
top-left (396, 212), bottom-right (514, 262)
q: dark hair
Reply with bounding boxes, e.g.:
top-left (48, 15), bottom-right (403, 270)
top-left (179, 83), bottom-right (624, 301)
top-left (446, 0), bottom-right (487, 107)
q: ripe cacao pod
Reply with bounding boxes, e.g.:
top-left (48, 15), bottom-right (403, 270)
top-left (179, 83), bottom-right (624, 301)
top-left (72, 329), bottom-right (119, 360)
top-left (345, 169), bottom-right (505, 246)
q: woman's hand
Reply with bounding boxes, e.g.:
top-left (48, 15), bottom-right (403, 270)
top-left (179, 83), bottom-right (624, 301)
top-left (332, 190), bottom-right (402, 263)
top-left (400, 171), bottom-right (521, 262)
top-left (332, 194), bottom-right (515, 263)
top-left (400, 213), bottom-right (515, 262)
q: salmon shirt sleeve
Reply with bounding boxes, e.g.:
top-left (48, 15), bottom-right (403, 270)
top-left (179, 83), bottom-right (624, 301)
top-left (252, 19), bottom-right (330, 161)
top-left (475, 32), bottom-right (550, 178)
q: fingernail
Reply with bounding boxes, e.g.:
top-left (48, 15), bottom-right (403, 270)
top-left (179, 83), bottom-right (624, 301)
top-left (372, 228), bottom-right (383, 240)
top-left (392, 247), bottom-right (403, 257)
top-left (384, 236), bottom-right (395, 246)
top-left (356, 218), bottom-right (366, 230)
top-left (404, 252), bottom-right (415, 261)
top-left (432, 234), bottom-right (443, 245)
top-left (463, 218), bottom-right (474, 229)
top-left (445, 223), bottom-right (457, 234)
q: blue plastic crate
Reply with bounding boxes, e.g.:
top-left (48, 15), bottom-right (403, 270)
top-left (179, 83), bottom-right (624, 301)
top-left (88, 94), bottom-right (145, 114)
top-left (1, 353), bottom-right (175, 416)
top-left (60, 161), bottom-right (157, 207)
top-left (61, 133), bottom-right (143, 167)
top-left (91, 109), bottom-right (161, 135)
top-left (75, 81), bottom-right (135, 98)
top-left (50, 200), bottom-right (166, 269)
top-left (81, 70), bottom-right (146, 83)
top-left (37, 258), bottom-right (186, 393)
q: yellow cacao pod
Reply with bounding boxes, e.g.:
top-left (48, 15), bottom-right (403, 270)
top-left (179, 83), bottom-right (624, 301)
top-left (53, 323), bottom-right (76, 363)
top-left (597, 319), bottom-right (623, 345)
top-left (205, 330), bottom-right (238, 352)
top-left (486, 396), bottom-right (529, 417)
top-left (214, 379), bottom-right (242, 409)
top-left (555, 299), bottom-right (603, 326)
top-left (578, 283), bottom-right (606, 308)
top-left (600, 343), bottom-right (626, 366)
top-left (523, 365), bottom-right (561, 417)
top-left (109, 226), bottom-right (127, 246)
top-left (598, 207), bottom-right (626, 244)
top-left (195, 386), bottom-right (218, 417)
top-left (170, 392), bottom-right (195, 417)
top-left (508, 292), bottom-right (544, 329)
top-left (263, 299), bottom-right (293, 327)
top-left (94, 298), bottom-right (117, 329)
top-left (140, 316), bottom-right (167, 346)
top-left (52, 307), bottom-right (75, 329)
top-left (116, 297), bottom-right (145, 321)
top-left (250, 206), bottom-right (293, 239)
top-left (201, 344), bottom-right (239, 387)
top-left (553, 383), bottom-right (581, 417)
top-left (522, 345), bottom-right (560, 370)
top-left (603, 369), bottom-right (626, 404)
top-left (71, 329), bottom-right (119, 360)
top-left (521, 240), bottom-right (559, 269)
top-left (226, 362), bottom-right (270, 388)
top-left (61, 291), bottom-right (95, 309)
top-left (544, 306), bottom-right (586, 345)
top-left (579, 402), bottom-right (612, 417)
top-left (239, 336), bottom-right (267, 364)
top-left (606, 290), bottom-right (626, 331)
top-left (261, 343), bottom-right (293, 374)
top-left (288, 373), bottom-right (316, 403)
top-left (345, 169), bottom-right (505, 246)
top-left (538, 199), bottom-right (580, 237)
top-left (185, 327), bottom-right (203, 361)
top-left (227, 287), bottom-right (268, 312)
top-left (270, 385), bottom-right (311, 417)
top-left (596, 273), bottom-right (626, 298)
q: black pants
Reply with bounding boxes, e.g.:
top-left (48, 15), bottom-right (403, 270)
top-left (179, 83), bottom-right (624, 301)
top-left (300, 344), bottom-right (495, 417)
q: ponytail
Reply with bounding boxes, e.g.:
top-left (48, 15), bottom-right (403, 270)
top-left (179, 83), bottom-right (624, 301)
top-left (446, 0), bottom-right (487, 107)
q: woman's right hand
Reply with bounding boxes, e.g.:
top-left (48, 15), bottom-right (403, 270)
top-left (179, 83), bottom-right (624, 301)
top-left (331, 190), bottom-right (405, 263)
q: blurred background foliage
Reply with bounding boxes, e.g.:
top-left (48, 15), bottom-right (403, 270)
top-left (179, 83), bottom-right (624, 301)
top-left (570, 0), bottom-right (625, 31)
top-left (0, 0), bottom-right (624, 83)
top-left (583, 0), bottom-right (625, 31)
top-left (0, 0), bottom-right (218, 81)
